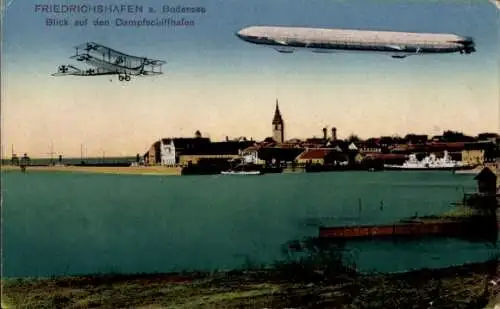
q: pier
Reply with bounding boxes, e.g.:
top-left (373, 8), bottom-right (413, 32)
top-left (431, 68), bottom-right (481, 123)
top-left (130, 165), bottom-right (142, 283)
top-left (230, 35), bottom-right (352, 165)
top-left (320, 166), bottom-right (500, 241)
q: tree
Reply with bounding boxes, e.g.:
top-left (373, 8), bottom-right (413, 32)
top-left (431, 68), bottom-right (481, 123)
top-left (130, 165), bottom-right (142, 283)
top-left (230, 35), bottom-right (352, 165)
top-left (442, 130), bottom-right (474, 142)
top-left (347, 134), bottom-right (360, 142)
top-left (392, 135), bottom-right (404, 142)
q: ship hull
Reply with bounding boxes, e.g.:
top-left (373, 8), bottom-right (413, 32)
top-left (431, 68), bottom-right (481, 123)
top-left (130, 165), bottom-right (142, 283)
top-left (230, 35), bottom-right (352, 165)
top-left (383, 165), bottom-right (473, 171)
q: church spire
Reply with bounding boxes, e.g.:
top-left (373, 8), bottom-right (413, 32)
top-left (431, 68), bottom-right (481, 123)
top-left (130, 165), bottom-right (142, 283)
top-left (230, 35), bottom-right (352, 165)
top-left (272, 98), bottom-right (284, 143)
top-left (272, 98), bottom-right (283, 125)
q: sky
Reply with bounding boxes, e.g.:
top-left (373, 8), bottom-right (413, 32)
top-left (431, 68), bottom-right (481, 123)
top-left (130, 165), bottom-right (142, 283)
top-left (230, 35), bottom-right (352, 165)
top-left (1, 0), bottom-right (499, 157)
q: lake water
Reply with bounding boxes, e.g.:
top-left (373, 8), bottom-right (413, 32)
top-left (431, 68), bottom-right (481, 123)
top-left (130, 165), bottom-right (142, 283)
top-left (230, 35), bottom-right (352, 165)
top-left (2, 170), bottom-right (497, 277)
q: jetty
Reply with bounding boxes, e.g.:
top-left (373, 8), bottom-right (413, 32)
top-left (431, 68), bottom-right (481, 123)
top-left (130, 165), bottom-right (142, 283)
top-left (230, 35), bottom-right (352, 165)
top-left (319, 217), bottom-right (497, 240)
top-left (319, 166), bottom-right (500, 241)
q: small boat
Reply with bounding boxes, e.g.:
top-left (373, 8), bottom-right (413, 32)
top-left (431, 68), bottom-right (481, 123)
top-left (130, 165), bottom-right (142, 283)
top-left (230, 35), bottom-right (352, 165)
top-left (220, 163), bottom-right (262, 175)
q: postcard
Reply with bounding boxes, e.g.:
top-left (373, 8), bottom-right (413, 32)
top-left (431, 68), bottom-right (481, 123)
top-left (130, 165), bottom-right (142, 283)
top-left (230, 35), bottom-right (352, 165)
top-left (1, 0), bottom-right (499, 308)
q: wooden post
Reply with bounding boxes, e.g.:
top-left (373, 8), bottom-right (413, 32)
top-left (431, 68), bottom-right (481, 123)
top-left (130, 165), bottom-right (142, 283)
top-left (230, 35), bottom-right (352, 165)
top-left (358, 198), bottom-right (362, 218)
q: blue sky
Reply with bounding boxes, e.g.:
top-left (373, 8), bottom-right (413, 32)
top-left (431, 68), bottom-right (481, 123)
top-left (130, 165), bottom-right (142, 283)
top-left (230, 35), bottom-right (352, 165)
top-left (2, 0), bottom-right (498, 157)
top-left (4, 0), bottom-right (498, 72)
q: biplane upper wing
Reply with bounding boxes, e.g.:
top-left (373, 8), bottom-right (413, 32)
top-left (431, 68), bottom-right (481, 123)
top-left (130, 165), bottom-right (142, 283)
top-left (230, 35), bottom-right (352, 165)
top-left (75, 42), bottom-right (140, 60)
top-left (74, 42), bottom-right (166, 66)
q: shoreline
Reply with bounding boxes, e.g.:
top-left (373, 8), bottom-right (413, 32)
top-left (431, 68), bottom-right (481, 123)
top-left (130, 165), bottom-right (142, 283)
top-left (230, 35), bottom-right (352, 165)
top-left (0, 164), bottom-right (183, 176)
top-left (2, 260), bottom-right (499, 308)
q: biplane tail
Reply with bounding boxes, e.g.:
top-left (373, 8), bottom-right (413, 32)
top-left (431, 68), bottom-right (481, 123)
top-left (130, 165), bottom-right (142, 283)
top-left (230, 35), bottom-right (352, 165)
top-left (143, 59), bottom-right (166, 66)
top-left (139, 58), bottom-right (166, 76)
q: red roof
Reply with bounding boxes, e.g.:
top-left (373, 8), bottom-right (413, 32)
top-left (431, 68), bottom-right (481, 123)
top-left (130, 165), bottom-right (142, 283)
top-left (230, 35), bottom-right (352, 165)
top-left (297, 149), bottom-right (332, 160)
top-left (427, 142), bottom-right (465, 150)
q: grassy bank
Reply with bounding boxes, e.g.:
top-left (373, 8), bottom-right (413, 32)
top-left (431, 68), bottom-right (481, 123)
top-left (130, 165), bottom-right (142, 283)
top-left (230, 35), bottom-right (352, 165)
top-left (0, 165), bottom-right (182, 176)
top-left (2, 260), bottom-right (499, 309)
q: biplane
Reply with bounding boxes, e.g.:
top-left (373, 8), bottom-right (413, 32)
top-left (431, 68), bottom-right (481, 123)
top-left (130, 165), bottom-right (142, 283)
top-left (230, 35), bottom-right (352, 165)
top-left (52, 42), bottom-right (166, 81)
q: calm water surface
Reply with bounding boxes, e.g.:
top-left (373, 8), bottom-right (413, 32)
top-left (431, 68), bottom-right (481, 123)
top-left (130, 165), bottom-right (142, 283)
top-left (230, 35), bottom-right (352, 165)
top-left (2, 170), bottom-right (497, 277)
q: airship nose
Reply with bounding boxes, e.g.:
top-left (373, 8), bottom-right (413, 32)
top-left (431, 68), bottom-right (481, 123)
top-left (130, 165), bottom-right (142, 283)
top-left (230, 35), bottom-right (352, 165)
top-left (236, 28), bottom-right (246, 39)
top-left (236, 27), bottom-right (255, 40)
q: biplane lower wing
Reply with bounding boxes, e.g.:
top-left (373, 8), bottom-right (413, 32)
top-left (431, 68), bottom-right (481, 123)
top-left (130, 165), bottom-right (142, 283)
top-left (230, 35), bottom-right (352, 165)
top-left (70, 53), bottom-right (165, 76)
top-left (52, 65), bottom-right (120, 77)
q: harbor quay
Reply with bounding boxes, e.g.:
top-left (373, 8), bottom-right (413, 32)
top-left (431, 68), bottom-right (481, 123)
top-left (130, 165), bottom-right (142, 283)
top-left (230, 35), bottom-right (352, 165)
top-left (0, 164), bottom-right (183, 175)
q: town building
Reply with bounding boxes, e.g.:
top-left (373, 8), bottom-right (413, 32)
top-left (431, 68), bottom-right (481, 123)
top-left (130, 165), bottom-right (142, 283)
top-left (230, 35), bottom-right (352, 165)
top-left (356, 141), bottom-right (383, 154)
top-left (144, 135), bottom-right (210, 166)
top-left (461, 141), bottom-right (498, 166)
top-left (258, 147), bottom-right (304, 167)
top-left (296, 148), bottom-right (332, 165)
top-left (144, 132), bottom-right (254, 166)
top-left (145, 141), bottom-right (161, 165)
top-left (296, 148), bottom-right (348, 166)
top-left (178, 140), bottom-right (255, 166)
top-left (160, 139), bottom-right (176, 166)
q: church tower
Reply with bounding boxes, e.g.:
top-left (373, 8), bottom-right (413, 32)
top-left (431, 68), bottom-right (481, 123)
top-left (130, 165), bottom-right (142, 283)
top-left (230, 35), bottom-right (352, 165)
top-left (272, 99), bottom-right (284, 143)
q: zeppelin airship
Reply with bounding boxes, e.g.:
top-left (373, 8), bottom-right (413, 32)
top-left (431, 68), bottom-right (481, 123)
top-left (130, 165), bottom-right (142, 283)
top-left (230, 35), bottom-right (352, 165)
top-left (236, 26), bottom-right (476, 59)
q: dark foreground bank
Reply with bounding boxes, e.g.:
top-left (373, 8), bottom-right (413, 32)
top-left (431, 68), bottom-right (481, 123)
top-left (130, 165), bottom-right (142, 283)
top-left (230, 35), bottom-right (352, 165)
top-left (2, 260), bottom-right (500, 309)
